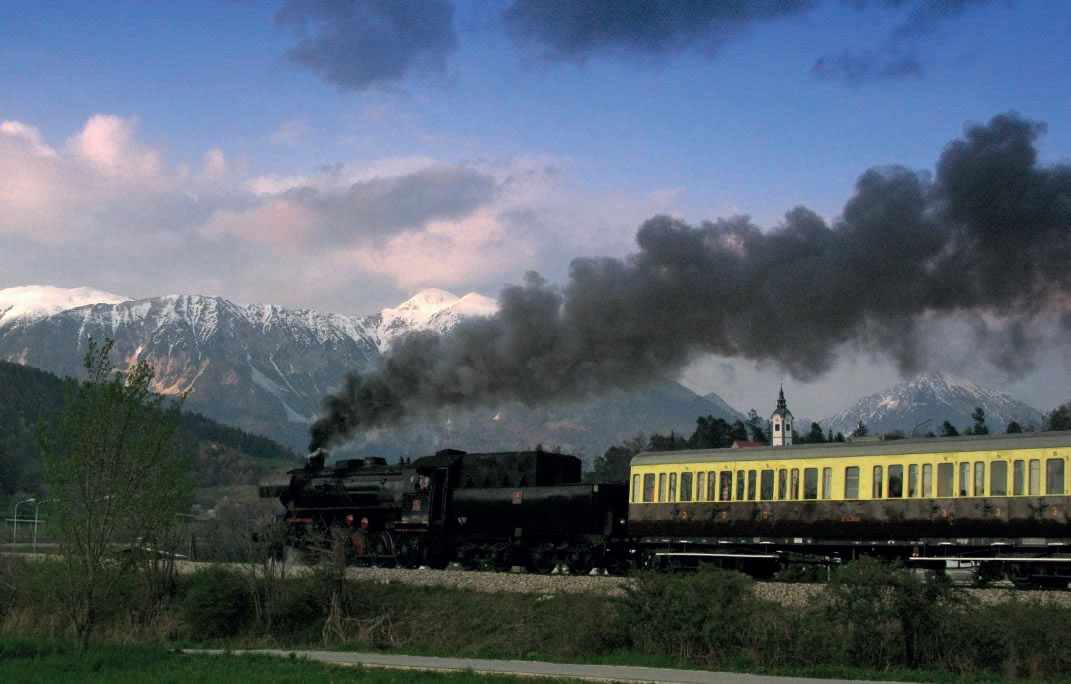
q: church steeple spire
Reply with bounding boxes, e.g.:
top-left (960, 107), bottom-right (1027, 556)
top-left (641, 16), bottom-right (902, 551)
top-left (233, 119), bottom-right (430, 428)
top-left (771, 385), bottom-right (793, 447)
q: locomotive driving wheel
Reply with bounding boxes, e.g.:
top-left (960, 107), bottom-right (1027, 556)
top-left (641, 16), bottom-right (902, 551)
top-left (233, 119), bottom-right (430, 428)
top-left (394, 532), bottom-right (424, 568)
top-left (527, 543), bottom-right (558, 574)
top-left (349, 529), bottom-right (371, 565)
top-left (374, 530), bottom-right (395, 567)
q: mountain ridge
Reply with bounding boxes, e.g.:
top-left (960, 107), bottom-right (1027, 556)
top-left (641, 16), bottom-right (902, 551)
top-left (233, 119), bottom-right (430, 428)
top-left (0, 285), bottom-right (740, 461)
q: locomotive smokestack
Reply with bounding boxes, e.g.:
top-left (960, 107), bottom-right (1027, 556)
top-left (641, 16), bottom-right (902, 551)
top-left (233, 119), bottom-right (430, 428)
top-left (309, 112), bottom-right (1071, 451)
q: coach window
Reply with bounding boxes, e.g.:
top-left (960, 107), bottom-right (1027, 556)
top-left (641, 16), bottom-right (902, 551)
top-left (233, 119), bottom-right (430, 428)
top-left (844, 466), bottom-right (860, 499)
top-left (889, 465), bottom-right (903, 498)
top-left (736, 471), bottom-right (746, 501)
top-left (695, 472), bottom-right (704, 502)
top-left (658, 473), bottom-right (667, 502)
top-left (1013, 460), bottom-right (1025, 495)
top-left (908, 464), bottom-right (919, 497)
top-left (822, 467), bottom-right (832, 499)
top-left (1046, 459), bottom-right (1064, 495)
top-left (761, 470), bottom-right (774, 500)
top-left (974, 462), bottom-right (985, 496)
top-left (708, 471), bottom-right (718, 501)
top-left (1029, 459), bottom-right (1041, 495)
top-left (922, 464), bottom-right (933, 497)
top-left (681, 472), bottom-right (693, 502)
top-left (959, 463), bottom-right (970, 496)
top-left (747, 470), bottom-right (757, 500)
top-left (668, 473), bottom-right (677, 502)
top-left (720, 472), bottom-right (732, 501)
top-left (632, 474), bottom-right (640, 502)
top-left (990, 461), bottom-right (1008, 496)
top-left (872, 466), bottom-right (883, 498)
top-left (791, 468), bottom-right (800, 499)
top-left (937, 463), bottom-right (954, 497)
top-left (643, 474), bottom-right (655, 502)
top-left (804, 468), bottom-right (818, 499)
top-left (778, 469), bottom-right (787, 500)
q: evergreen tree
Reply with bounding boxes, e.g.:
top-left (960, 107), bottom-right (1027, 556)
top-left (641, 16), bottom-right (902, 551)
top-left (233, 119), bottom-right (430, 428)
top-left (586, 435), bottom-right (645, 483)
top-left (851, 421), bottom-right (868, 438)
top-left (647, 431), bottom-right (689, 452)
top-left (1006, 420), bottom-right (1023, 434)
top-left (746, 409), bottom-right (768, 444)
top-left (1047, 402), bottom-right (1071, 431)
top-left (730, 420), bottom-right (749, 443)
top-left (689, 415), bottom-right (734, 449)
top-left (941, 420), bottom-right (960, 437)
top-left (804, 422), bottom-right (827, 444)
top-left (971, 407), bottom-right (989, 435)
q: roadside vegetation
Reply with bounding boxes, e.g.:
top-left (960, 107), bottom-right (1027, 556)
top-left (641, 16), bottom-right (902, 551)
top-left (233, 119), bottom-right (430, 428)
top-left (3, 552), bottom-right (1071, 681)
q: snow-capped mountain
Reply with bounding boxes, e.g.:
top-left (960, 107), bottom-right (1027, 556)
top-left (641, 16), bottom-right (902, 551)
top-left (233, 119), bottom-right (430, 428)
top-left (0, 285), bottom-right (736, 459)
top-left (0, 285), bottom-right (130, 327)
top-left (0, 287), bottom-right (495, 450)
top-left (821, 371), bottom-right (1044, 436)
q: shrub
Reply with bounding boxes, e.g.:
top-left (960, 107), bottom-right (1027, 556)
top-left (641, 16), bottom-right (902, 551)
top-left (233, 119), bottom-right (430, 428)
top-left (617, 568), bottom-right (762, 664)
top-left (180, 567), bottom-right (250, 639)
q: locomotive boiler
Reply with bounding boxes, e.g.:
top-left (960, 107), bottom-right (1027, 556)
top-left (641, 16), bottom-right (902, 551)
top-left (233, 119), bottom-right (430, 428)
top-left (264, 447), bottom-right (628, 573)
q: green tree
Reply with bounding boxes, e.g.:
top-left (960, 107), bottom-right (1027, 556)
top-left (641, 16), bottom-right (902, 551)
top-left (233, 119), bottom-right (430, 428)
top-left (689, 416), bottom-right (734, 449)
top-left (36, 338), bottom-right (194, 651)
top-left (1006, 420), bottom-right (1023, 433)
top-left (971, 407), bottom-right (989, 435)
top-left (801, 422), bottom-right (826, 444)
top-left (647, 431), bottom-right (689, 452)
top-left (586, 435), bottom-right (645, 483)
top-left (1047, 402), bottom-right (1071, 432)
top-left (851, 420), bottom-right (868, 438)
top-left (940, 420), bottom-right (959, 437)
top-left (746, 409), bottom-right (767, 444)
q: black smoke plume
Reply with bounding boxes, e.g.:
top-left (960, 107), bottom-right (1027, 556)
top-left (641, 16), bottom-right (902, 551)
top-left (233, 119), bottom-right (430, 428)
top-left (309, 113), bottom-right (1071, 451)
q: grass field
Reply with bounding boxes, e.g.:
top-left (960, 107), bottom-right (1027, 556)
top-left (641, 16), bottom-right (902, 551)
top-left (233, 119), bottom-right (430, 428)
top-left (0, 639), bottom-right (585, 683)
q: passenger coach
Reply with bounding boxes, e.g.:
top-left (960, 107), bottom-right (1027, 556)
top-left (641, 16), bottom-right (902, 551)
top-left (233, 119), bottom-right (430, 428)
top-left (629, 431), bottom-right (1071, 585)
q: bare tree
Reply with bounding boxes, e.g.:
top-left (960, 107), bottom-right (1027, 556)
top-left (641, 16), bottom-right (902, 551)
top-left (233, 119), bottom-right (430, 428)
top-left (37, 338), bottom-right (194, 651)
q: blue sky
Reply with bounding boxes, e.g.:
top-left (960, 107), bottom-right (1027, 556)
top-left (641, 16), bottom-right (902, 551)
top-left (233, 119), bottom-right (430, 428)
top-left (1, 0), bottom-right (1069, 418)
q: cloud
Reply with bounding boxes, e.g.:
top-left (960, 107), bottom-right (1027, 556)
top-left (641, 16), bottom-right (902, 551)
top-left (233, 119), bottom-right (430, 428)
top-left (812, 0), bottom-right (998, 85)
top-left (275, 0), bottom-right (458, 91)
top-left (811, 50), bottom-right (923, 85)
top-left (208, 163), bottom-right (498, 246)
top-left (0, 114), bottom-right (673, 316)
top-left (269, 119), bottom-right (311, 145)
top-left (65, 114), bottom-right (162, 179)
top-left (502, 0), bottom-right (812, 63)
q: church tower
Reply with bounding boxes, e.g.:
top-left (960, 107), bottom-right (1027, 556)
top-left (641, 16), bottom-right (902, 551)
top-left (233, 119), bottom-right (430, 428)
top-left (771, 385), bottom-right (793, 447)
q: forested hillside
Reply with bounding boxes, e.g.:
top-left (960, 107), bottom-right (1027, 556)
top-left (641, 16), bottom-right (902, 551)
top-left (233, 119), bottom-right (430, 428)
top-left (0, 361), bottom-right (299, 496)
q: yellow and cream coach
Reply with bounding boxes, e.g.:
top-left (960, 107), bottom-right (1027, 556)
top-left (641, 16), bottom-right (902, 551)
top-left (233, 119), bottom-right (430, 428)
top-left (628, 430), bottom-right (1071, 586)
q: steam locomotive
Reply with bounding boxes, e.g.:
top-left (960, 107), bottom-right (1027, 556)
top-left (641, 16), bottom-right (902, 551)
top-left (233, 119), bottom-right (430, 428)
top-left (260, 447), bottom-right (628, 573)
top-left (263, 431), bottom-right (1071, 584)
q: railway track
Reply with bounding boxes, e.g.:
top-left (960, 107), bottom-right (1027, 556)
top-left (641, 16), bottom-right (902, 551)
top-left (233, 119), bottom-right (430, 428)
top-left (169, 559), bottom-right (1071, 606)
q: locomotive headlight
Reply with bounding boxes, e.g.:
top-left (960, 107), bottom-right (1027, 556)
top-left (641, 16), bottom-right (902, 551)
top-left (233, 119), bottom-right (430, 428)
top-left (619, 518), bottom-right (626, 525)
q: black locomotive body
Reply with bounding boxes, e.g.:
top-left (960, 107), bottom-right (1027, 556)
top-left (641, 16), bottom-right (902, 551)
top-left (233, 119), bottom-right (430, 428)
top-left (268, 447), bottom-right (627, 572)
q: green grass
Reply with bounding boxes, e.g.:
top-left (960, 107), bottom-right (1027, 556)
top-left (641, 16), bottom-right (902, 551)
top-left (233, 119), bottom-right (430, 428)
top-left (0, 638), bottom-right (584, 683)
